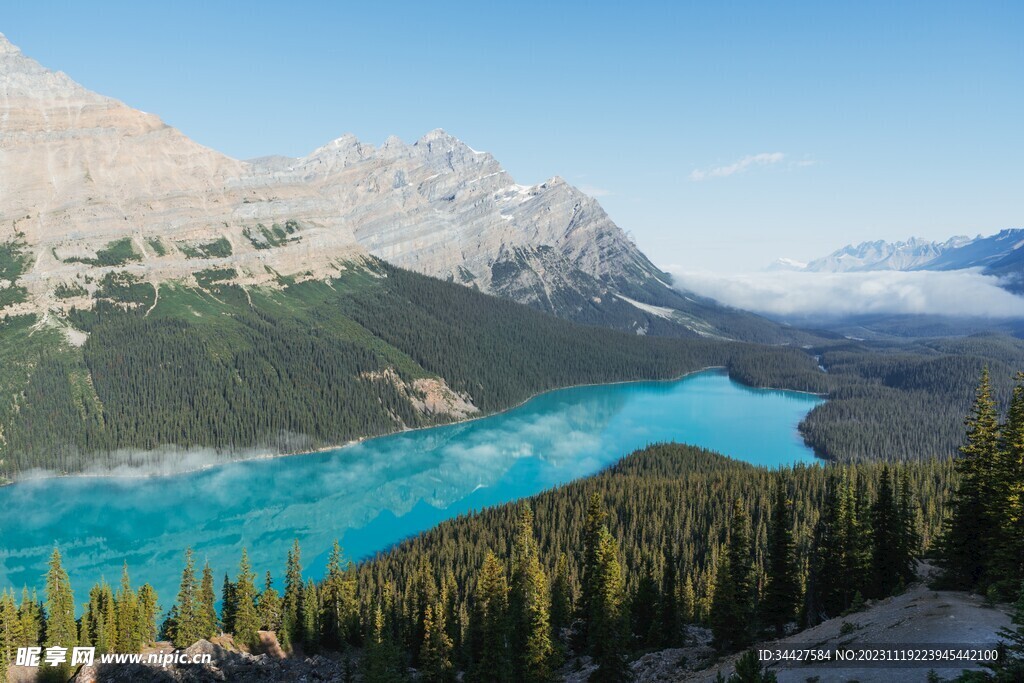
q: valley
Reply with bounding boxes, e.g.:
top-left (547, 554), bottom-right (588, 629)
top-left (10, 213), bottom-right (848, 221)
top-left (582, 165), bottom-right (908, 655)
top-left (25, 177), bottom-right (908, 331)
top-left (1, 15), bottom-right (1023, 683)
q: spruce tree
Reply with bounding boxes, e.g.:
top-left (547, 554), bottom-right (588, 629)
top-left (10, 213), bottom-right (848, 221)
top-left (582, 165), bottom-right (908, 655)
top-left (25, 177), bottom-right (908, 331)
top-left (469, 550), bottom-right (511, 683)
top-left (843, 472), bottom-right (872, 604)
top-left (137, 583), bottom-right (159, 645)
top-left (659, 540), bottom-right (681, 646)
top-left (710, 501), bottom-right (754, 651)
top-left (680, 575), bottom-right (696, 624)
top-left (198, 562), bottom-right (218, 639)
top-left (166, 548), bottom-right (201, 648)
top-left (0, 590), bottom-right (18, 681)
top-left (996, 373), bottom-right (1024, 596)
top-left (509, 505), bottom-right (554, 683)
top-left (896, 469), bottom-right (921, 586)
top-left (283, 539), bottom-right (304, 646)
top-left (806, 475), bottom-right (842, 622)
top-left (321, 541), bottom-right (357, 649)
top-left (258, 571), bottom-right (283, 633)
top-left (43, 547), bottom-right (76, 681)
top-left (44, 547), bottom-right (77, 648)
top-left (420, 602), bottom-right (454, 683)
top-left (221, 573), bottom-right (237, 634)
top-left (630, 563), bottom-right (660, 648)
top-left (870, 467), bottom-right (902, 598)
top-left (17, 587), bottom-right (42, 648)
top-left (761, 477), bottom-right (799, 635)
top-left (232, 548), bottom-right (261, 649)
top-left (549, 553), bottom-right (573, 636)
top-left (580, 492), bottom-right (607, 632)
top-left (115, 563), bottom-right (142, 653)
top-left (82, 581), bottom-right (114, 653)
top-left (363, 600), bottom-right (407, 682)
top-left (302, 578), bottom-right (320, 650)
top-left (588, 525), bottom-right (629, 683)
top-left (938, 368), bottom-right (1001, 590)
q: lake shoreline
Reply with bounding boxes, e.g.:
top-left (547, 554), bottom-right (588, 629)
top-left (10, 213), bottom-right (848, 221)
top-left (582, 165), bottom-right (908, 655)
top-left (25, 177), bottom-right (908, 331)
top-left (1, 366), bottom-right (828, 487)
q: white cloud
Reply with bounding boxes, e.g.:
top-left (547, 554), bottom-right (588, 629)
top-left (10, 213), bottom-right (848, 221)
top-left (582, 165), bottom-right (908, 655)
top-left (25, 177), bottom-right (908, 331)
top-left (666, 267), bottom-right (1024, 318)
top-left (688, 152), bottom-right (786, 181)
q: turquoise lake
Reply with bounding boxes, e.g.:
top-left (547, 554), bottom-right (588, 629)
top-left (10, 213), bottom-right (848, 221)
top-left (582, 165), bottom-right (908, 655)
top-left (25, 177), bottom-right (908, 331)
top-left (0, 370), bottom-right (822, 605)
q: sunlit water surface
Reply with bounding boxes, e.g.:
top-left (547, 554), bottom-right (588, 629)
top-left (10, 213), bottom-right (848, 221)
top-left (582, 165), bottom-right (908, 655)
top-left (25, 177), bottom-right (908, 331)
top-left (0, 370), bottom-right (822, 604)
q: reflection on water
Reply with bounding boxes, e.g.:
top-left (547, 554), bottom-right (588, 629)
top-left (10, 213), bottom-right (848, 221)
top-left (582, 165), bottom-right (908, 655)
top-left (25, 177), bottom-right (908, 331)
top-left (0, 370), bottom-right (822, 604)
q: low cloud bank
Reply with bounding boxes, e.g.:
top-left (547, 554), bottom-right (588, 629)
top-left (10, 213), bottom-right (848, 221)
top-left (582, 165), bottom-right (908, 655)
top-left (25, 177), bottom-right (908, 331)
top-left (667, 268), bottom-right (1024, 319)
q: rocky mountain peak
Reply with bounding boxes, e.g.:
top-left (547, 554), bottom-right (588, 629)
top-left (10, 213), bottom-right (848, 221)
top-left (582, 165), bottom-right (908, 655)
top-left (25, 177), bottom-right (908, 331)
top-left (0, 34), bottom-right (769, 341)
top-left (0, 32), bottom-right (20, 55)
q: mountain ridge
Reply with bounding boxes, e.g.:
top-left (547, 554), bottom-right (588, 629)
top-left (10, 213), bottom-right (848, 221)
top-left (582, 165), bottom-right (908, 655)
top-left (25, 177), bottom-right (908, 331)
top-left (0, 32), bottom-right (802, 341)
top-left (774, 229), bottom-right (1024, 291)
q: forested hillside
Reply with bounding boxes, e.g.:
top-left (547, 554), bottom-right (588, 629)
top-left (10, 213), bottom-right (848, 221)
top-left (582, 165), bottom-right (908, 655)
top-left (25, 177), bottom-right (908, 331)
top-left (2, 258), bottom-right (1023, 477)
top-left (799, 334), bottom-right (1024, 461)
top-left (0, 260), bottom-right (828, 477)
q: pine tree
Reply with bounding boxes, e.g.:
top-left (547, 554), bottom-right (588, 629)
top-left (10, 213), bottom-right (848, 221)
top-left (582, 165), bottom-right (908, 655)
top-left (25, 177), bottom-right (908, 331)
top-left (870, 466), bottom-right (902, 598)
top-left (302, 578), bottom-right (319, 650)
top-left (680, 575), bottom-right (696, 624)
top-left (221, 573), bottom-right (237, 634)
top-left (199, 562), bottom-right (218, 639)
top-left (469, 550), bottom-right (510, 683)
top-left (321, 541), bottom-right (357, 649)
top-left (710, 501), bottom-right (754, 651)
top-left (258, 571), bottom-right (283, 633)
top-left (580, 492), bottom-right (607, 633)
top-left (761, 477), bottom-right (799, 635)
top-left (232, 548), bottom-right (261, 649)
top-left (44, 547), bottom-right (76, 681)
top-left (137, 583), bottom-right (159, 645)
top-left (44, 547), bottom-right (77, 647)
top-left (420, 602), bottom-right (454, 683)
top-left (0, 589), bottom-right (18, 681)
top-left (283, 539), bottom-right (304, 646)
top-left (843, 472), bottom-right (873, 603)
top-left (363, 600), bottom-right (407, 682)
top-left (659, 540), bottom-right (681, 646)
top-left (81, 581), bottom-right (113, 653)
top-left (630, 563), bottom-right (660, 648)
top-left (938, 368), bottom-right (1001, 590)
top-left (588, 525), bottom-right (629, 683)
top-left (166, 548), bottom-right (201, 648)
top-left (17, 587), bottom-right (42, 648)
top-left (115, 563), bottom-right (142, 653)
top-left (996, 373), bottom-right (1024, 597)
top-left (896, 469), bottom-right (921, 586)
top-left (509, 505), bottom-right (555, 682)
top-left (549, 553), bottom-right (573, 636)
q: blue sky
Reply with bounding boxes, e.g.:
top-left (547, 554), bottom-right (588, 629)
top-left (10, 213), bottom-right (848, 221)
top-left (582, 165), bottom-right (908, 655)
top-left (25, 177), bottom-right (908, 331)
top-left (2, 1), bottom-right (1021, 271)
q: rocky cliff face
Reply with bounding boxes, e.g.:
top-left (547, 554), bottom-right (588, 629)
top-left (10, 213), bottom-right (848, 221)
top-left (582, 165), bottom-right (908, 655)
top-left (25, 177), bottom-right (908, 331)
top-left (0, 33), bottom-right (785, 340)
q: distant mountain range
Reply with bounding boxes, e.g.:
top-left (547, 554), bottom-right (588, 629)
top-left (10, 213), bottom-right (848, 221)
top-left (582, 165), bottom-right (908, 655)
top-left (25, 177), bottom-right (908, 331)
top-left (0, 32), bottom-right (795, 343)
top-left (773, 229), bottom-right (1024, 291)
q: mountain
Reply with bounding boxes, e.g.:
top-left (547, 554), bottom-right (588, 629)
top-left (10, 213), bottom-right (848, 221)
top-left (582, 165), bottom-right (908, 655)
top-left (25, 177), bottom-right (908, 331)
top-left (779, 229), bottom-right (1024, 290)
top-left (922, 228), bottom-right (1024, 273)
top-left (790, 236), bottom-right (972, 272)
top-left (0, 33), bottom-right (794, 342)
